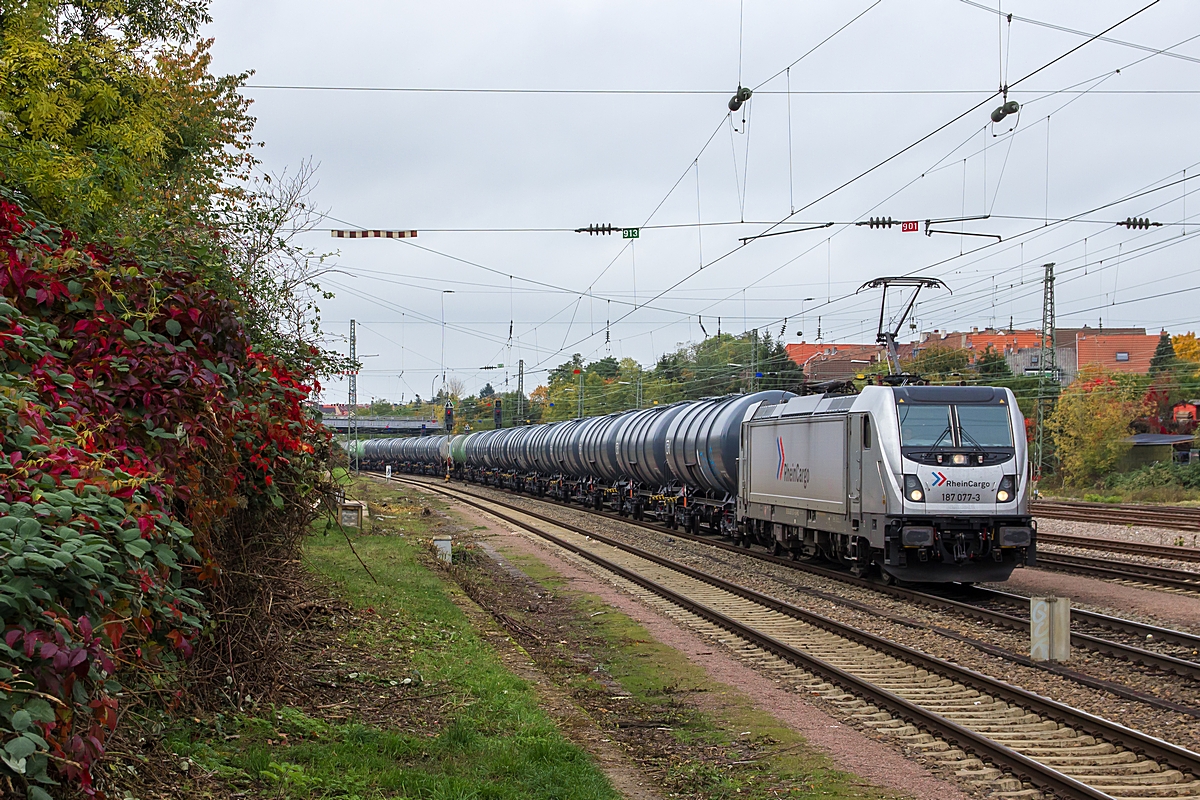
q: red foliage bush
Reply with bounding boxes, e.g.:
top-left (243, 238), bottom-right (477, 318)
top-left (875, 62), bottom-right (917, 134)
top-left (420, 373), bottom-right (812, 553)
top-left (0, 198), bottom-right (330, 797)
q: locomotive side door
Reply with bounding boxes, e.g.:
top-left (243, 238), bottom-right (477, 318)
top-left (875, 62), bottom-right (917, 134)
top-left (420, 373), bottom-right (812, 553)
top-left (848, 413), bottom-right (863, 521)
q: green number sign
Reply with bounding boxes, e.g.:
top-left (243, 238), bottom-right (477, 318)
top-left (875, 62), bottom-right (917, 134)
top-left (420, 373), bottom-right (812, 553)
top-left (622, 228), bottom-right (640, 239)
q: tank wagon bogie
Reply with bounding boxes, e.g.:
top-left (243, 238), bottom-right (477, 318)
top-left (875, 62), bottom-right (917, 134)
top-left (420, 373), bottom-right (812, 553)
top-left (353, 384), bottom-right (1034, 583)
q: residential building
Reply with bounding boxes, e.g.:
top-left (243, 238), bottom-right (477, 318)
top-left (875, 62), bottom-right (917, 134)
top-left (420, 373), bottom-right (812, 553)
top-left (1075, 331), bottom-right (1160, 375)
top-left (784, 342), bottom-right (884, 380)
top-left (917, 327), bottom-right (1042, 356)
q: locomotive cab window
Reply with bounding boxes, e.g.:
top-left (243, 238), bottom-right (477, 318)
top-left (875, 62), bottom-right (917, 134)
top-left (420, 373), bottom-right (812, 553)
top-left (897, 399), bottom-right (1013, 454)
top-left (956, 405), bottom-right (1012, 447)
top-left (862, 415), bottom-right (872, 450)
top-left (898, 404), bottom-right (952, 447)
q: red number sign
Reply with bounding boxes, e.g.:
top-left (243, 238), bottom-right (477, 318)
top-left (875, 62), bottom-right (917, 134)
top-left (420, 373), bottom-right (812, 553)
top-left (901, 220), bottom-right (919, 232)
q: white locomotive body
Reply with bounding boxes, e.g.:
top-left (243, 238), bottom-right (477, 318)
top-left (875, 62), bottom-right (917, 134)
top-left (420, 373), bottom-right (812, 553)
top-left (739, 385), bottom-right (1033, 583)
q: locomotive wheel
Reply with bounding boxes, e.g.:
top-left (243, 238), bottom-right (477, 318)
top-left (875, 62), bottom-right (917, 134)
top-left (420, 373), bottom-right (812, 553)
top-left (772, 541), bottom-right (783, 557)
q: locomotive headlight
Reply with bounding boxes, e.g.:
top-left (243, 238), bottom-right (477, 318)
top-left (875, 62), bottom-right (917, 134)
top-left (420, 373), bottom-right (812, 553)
top-left (996, 474), bottom-right (1016, 503)
top-left (904, 474), bottom-right (924, 502)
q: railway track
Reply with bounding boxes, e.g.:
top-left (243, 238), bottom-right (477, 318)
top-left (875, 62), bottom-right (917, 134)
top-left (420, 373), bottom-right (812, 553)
top-left (392, 474), bottom-right (1200, 680)
top-left (1036, 552), bottom-right (1200, 592)
top-left (398, 476), bottom-right (1200, 800)
top-left (1038, 533), bottom-right (1200, 564)
top-left (1034, 500), bottom-right (1200, 533)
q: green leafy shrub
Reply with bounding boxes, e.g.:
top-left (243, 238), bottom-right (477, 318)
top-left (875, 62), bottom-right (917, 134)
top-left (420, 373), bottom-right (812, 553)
top-left (0, 197), bottom-right (330, 797)
top-left (1104, 461), bottom-right (1200, 492)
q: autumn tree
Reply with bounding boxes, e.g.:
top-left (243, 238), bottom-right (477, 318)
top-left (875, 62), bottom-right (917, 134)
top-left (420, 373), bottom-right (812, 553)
top-left (907, 346), bottom-right (971, 380)
top-left (1174, 332), bottom-right (1200, 364)
top-left (975, 345), bottom-right (1014, 378)
top-left (1048, 368), bottom-right (1151, 487)
top-left (1150, 331), bottom-right (1178, 376)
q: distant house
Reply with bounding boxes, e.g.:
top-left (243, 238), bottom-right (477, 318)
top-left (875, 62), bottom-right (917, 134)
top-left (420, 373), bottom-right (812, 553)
top-left (1174, 400), bottom-right (1200, 425)
top-left (1001, 326), bottom-right (1155, 384)
top-left (784, 342), bottom-right (884, 380)
top-left (914, 328), bottom-right (1046, 374)
top-left (1075, 332), bottom-right (1160, 375)
top-left (917, 327), bottom-right (1042, 356)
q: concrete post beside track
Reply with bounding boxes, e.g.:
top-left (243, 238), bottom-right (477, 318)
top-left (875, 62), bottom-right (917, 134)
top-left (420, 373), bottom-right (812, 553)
top-left (1030, 595), bottom-right (1071, 662)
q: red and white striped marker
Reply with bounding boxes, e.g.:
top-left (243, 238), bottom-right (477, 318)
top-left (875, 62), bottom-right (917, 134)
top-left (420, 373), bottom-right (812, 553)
top-left (330, 230), bottom-right (418, 239)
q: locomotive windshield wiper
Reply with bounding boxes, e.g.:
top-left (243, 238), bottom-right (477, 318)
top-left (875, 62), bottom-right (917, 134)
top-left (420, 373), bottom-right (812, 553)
top-left (930, 426), bottom-right (954, 449)
top-left (959, 427), bottom-right (986, 452)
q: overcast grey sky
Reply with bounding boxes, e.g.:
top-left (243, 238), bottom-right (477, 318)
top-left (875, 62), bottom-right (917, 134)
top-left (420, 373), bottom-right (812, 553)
top-left (206, 0), bottom-right (1200, 404)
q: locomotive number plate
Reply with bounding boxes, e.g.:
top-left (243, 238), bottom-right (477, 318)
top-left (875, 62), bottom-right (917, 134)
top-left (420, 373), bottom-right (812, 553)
top-left (941, 492), bottom-right (981, 503)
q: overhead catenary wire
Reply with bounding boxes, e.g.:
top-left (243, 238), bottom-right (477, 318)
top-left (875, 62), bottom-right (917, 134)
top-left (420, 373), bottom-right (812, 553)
top-left (329, 2), bottom-right (1188, 397)
top-left (546, 3), bottom-right (1171, 368)
top-left (959, 0), bottom-right (1200, 66)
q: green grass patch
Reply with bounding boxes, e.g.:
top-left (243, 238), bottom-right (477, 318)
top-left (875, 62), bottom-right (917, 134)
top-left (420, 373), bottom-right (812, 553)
top-left (482, 534), bottom-right (909, 800)
top-left (161, 479), bottom-right (619, 799)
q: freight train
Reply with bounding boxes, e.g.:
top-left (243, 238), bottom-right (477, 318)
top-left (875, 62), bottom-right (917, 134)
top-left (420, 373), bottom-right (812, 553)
top-left (356, 385), bottom-right (1035, 583)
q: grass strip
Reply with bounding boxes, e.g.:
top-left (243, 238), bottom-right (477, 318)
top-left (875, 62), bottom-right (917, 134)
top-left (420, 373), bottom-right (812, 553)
top-left (161, 480), bottom-right (620, 799)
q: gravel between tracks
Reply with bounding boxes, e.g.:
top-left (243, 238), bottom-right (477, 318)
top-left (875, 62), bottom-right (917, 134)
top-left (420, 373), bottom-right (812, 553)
top-left (439, 481), bottom-right (1200, 754)
top-left (1038, 518), bottom-right (1200, 551)
top-left (451, 499), bottom-right (969, 800)
top-left (1038, 518), bottom-right (1200, 577)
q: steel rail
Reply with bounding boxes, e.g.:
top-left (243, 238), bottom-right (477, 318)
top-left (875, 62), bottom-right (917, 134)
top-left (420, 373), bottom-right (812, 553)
top-left (1033, 499), bottom-right (1200, 532)
top-left (1036, 552), bottom-right (1200, 591)
top-left (1038, 531), bottom-right (1200, 563)
top-left (971, 586), bottom-right (1200, 650)
top-left (395, 474), bottom-right (1200, 679)
top-left (398, 476), bottom-right (1200, 800)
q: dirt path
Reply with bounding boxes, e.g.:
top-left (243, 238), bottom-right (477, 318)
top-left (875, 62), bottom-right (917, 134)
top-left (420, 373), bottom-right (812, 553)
top-left (445, 496), bottom-right (967, 800)
top-left (448, 544), bottom-right (664, 800)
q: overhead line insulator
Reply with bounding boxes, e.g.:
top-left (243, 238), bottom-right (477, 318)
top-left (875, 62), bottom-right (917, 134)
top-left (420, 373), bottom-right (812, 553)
top-left (728, 86), bottom-right (752, 112)
top-left (855, 216), bottom-right (896, 229)
top-left (990, 100), bottom-right (1020, 124)
top-left (575, 223), bottom-right (615, 235)
top-left (1117, 217), bottom-right (1161, 230)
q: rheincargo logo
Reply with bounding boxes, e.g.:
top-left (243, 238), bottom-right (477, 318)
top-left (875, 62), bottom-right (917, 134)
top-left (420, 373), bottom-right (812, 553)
top-left (777, 437), bottom-right (810, 486)
top-left (930, 472), bottom-right (991, 489)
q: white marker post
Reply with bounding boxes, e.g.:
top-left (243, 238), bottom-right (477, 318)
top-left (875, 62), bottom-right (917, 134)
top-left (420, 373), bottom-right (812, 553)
top-left (1030, 596), bottom-right (1071, 662)
top-left (385, 465), bottom-right (392, 481)
top-left (434, 535), bottom-right (452, 564)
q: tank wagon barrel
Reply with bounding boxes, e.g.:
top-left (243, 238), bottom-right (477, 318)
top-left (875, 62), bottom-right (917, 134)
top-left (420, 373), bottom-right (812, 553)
top-left (364, 385), bottom-right (1034, 584)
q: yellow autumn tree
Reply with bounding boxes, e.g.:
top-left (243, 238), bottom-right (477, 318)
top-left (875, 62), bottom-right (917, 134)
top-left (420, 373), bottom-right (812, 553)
top-left (1048, 368), bottom-right (1151, 487)
top-left (1174, 332), bottom-right (1200, 364)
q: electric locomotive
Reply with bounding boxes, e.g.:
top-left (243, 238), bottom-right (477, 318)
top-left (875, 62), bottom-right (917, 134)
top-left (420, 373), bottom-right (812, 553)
top-left (359, 383), bottom-right (1035, 583)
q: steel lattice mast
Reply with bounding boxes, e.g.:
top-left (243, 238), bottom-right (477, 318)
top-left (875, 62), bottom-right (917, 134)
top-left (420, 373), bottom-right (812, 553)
top-left (1034, 263), bottom-right (1056, 484)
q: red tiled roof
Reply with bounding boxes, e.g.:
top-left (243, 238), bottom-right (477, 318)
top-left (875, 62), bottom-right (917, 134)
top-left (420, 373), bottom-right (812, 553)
top-left (1076, 333), bottom-right (1160, 373)
top-left (785, 342), bottom-right (881, 367)
top-left (921, 329), bottom-right (1042, 354)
